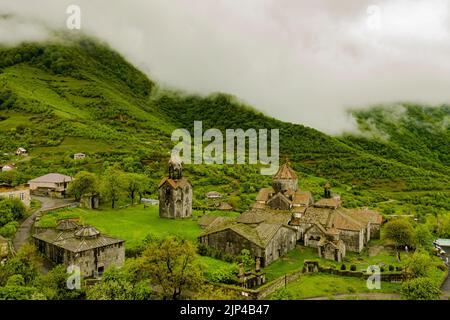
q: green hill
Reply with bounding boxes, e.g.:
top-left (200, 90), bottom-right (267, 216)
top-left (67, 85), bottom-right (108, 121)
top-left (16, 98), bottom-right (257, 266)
top-left (0, 37), bottom-right (449, 214)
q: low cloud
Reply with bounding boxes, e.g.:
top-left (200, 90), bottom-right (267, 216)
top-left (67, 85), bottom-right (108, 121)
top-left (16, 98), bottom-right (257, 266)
top-left (1, 0), bottom-right (450, 134)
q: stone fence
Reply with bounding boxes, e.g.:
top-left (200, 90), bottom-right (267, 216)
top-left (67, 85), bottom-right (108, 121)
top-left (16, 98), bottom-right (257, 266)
top-left (210, 261), bottom-right (406, 300)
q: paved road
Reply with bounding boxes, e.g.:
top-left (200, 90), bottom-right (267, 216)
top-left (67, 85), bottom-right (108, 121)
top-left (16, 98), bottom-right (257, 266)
top-left (13, 196), bottom-right (75, 251)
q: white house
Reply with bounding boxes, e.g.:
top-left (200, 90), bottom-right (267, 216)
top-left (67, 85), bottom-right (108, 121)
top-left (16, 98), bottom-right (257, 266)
top-left (74, 153), bottom-right (86, 160)
top-left (16, 147), bottom-right (27, 156)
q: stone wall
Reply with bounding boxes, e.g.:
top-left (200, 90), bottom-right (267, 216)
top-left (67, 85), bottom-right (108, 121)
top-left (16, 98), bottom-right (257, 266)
top-left (67, 243), bottom-right (125, 277)
top-left (34, 239), bottom-right (125, 277)
top-left (339, 229), bottom-right (364, 252)
top-left (159, 183), bottom-right (192, 219)
top-left (370, 224), bottom-right (381, 239)
top-left (200, 229), bottom-right (265, 263)
top-left (264, 227), bottom-right (297, 265)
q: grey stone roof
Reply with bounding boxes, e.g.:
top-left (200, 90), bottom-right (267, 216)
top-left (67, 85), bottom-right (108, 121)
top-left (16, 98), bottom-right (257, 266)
top-left (29, 173), bottom-right (73, 184)
top-left (33, 225), bottom-right (124, 253)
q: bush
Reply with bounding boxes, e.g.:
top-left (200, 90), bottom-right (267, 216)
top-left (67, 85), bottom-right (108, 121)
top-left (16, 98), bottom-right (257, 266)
top-left (396, 266), bottom-right (403, 272)
top-left (380, 266), bottom-right (385, 272)
top-left (209, 264), bottom-right (239, 284)
top-left (350, 265), bottom-right (356, 271)
top-left (401, 277), bottom-right (441, 300)
top-left (340, 264), bottom-right (346, 271)
top-left (389, 265), bottom-right (395, 272)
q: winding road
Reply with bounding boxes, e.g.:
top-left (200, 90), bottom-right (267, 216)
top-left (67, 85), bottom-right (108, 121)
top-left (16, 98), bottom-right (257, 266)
top-left (13, 196), bottom-right (75, 251)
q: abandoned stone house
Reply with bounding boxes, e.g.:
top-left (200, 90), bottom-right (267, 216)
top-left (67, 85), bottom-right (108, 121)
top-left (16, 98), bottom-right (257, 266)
top-left (199, 161), bottom-right (383, 265)
top-left (28, 173), bottom-right (73, 198)
top-left (158, 156), bottom-right (192, 219)
top-left (33, 220), bottom-right (125, 277)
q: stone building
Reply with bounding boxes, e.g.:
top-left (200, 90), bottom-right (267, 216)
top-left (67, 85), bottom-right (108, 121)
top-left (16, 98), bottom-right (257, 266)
top-left (158, 156), bottom-right (192, 219)
top-left (199, 210), bottom-right (297, 267)
top-left (33, 220), bottom-right (125, 277)
top-left (28, 173), bottom-right (73, 198)
top-left (0, 184), bottom-right (31, 207)
top-left (200, 161), bottom-right (383, 265)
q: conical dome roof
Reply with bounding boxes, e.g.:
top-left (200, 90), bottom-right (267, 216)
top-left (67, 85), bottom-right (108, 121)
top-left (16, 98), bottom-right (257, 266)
top-left (75, 225), bottom-right (100, 238)
top-left (273, 162), bottom-right (297, 180)
top-left (56, 219), bottom-right (78, 231)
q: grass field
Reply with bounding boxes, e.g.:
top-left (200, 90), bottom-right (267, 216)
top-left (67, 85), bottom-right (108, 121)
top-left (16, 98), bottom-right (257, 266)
top-left (268, 273), bottom-right (402, 300)
top-left (36, 204), bottom-right (240, 249)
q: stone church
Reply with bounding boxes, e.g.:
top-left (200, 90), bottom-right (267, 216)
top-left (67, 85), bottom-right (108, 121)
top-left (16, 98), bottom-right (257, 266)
top-left (158, 156), bottom-right (193, 219)
top-left (199, 161), bottom-right (382, 265)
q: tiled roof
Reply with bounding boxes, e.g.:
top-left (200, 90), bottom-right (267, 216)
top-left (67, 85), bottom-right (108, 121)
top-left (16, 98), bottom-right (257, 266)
top-left (199, 210), bottom-right (292, 248)
top-left (33, 227), bottom-right (124, 253)
top-left (273, 162), bottom-right (298, 180)
top-left (29, 173), bottom-right (73, 184)
top-left (158, 177), bottom-right (190, 189)
top-left (255, 188), bottom-right (273, 202)
top-left (292, 191), bottom-right (313, 206)
top-left (299, 206), bottom-right (366, 232)
top-left (346, 208), bottom-right (383, 224)
top-left (314, 197), bottom-right (341, 209)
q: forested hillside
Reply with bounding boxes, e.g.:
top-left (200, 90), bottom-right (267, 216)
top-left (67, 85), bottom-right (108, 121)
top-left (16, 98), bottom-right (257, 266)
top-left (0, 36), bottom-right (449, 216)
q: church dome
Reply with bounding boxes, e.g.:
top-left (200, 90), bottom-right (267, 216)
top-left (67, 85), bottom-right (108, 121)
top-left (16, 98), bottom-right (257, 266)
top-left (272, 162), bottom-right (298, 193)
top-left (75, 225), bottom-right (100, 239)
top-left (56, 219), bottom-right (78, 231)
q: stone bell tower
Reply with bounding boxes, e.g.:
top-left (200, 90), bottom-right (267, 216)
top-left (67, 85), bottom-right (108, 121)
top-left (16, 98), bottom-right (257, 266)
top-left (158, 155), bottom-right (192, 219)
top-left (272, 161), bottom-right (299, 194)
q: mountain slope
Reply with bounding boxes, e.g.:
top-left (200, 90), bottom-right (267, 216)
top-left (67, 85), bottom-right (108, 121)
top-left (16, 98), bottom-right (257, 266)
top-left (0, 37), bottom-right (449, 213)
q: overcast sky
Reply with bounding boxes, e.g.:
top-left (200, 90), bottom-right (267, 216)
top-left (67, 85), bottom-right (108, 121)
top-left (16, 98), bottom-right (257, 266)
top-left (1, 0), bottom-right (450, 134)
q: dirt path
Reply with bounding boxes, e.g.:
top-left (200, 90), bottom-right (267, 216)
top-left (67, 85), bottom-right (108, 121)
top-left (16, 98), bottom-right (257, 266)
top-left (13, 196), bottom-right (75, 251)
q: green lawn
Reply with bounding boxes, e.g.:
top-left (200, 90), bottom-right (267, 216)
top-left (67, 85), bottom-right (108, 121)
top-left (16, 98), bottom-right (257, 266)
top-left (36, 204), bottom-right (240, 249)
top-left (263, 244), bottom-right (406, 281)
top-left (268, 273), bottom-right (401, 300)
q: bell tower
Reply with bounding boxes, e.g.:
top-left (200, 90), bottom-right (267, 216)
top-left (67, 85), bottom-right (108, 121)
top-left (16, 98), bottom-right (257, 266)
top-left (158, 155), bottom-right (192, 219)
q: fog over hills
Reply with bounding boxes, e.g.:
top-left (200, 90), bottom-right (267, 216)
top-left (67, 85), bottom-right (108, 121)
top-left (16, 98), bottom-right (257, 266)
top-left (1, 0), bottom-right (450, 134)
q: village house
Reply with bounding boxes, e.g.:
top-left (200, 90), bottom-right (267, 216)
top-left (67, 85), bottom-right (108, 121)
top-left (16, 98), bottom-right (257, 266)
top-left (73, 153), bottom-right (86, 160)
top-left (1, 163), bottom-right (16, 172)
top-left (158, 156), bottom-right (192, 219)
top-left (206, 191), bottom-right (222, 199)
top-left (28, 173), bottom-right (73, 198)
top-left (0, 184), bottom-right (31, 207)
top-left (33, 220), bottom-right (125, 277)
top-left (16, 147), bottom-right (27, 156)
top-left (199, 161), bottom-right (383, 265)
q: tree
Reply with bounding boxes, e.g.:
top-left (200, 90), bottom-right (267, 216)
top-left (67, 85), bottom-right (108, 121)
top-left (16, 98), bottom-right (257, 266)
top-left (383, 219), bottom-right (415, 255)
top-left (124, 173), bottom-right (149, 205)
top-left (100, 166), bottom-right (126, 209)
top-left (401, 277), bottom-right (441, 300)
top-left (86, 264), bottom-right (151, 300)
top-left (240, 249), bottom-right (254, 271)
top-left (67, 171), bottom-right (98, 201)
top-left (404, 250), bottom-right (433, 278)
top-left (414, 224), bottom-right (433, 249)
top-left (140, 237), bottom-right (203, 300)
top-left (38, 265), bottom-right (85, 300)
top-left (1, 244), bottom-right (42, 286)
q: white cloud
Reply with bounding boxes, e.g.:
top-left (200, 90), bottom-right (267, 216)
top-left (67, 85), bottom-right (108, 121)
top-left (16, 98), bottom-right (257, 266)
top-left (1, 0), bottom-right (450, 134)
